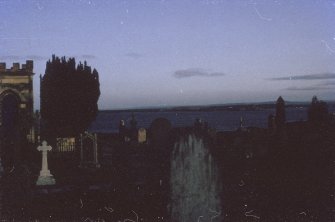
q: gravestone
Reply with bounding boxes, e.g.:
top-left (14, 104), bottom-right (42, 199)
top-left (149, 118), bottom-right (172, 149)
top-left (170, 134), bottom-right (223, 221)
top-left (119, 119), bottom-right (127, 141)
top-left (36, 141), bottom-right (55, 185)
top-left (138, 128), bottom-right (146, 143)
top-left (79, 132), bottom-right (100, 168)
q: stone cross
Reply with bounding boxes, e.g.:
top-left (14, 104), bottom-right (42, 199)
top-left (36, 141), bottom-right (55, 185)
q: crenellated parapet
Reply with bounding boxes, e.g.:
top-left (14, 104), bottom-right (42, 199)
top-left (0, 60), bottom-right (33, 74)
top-left (0, 60), bottom-right (34, 103)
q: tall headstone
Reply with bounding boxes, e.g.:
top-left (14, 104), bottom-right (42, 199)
top-left (170, 134), bottom-right (223, 221)
top-left (36, 141), bottom-right (55, 185)
top-left (275, 96), bottom-right (286, 129)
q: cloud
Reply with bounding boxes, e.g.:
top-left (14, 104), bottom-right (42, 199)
top-left (320, 81), bottom-right (335, 86)
top-left (0, 55), bottom-right (21, 60)
top-left (268, 73), bottom-right (335, 81)
top-left (125, 52), bottom-right (144, 59)
top-left (81, 54), bottom-right (96, 59)
top-left (26, 55), bottom-right (49, 60)
top-left (285, 86), bottom-right (331, 91)
top-left (286, 86), bottom-right (324, 91)
top-left (174, 68), bottom-right (226, 78)
top-left (285, 80), bottom-right (335, 91)
top-left (0, 55), bottom-right (48, 61)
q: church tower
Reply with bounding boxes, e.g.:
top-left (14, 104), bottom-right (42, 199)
top-left (0, 60), bottom-right (35, 167)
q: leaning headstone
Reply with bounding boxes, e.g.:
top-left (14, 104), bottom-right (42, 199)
top-left (149, 118), bottom-right (172, 149)
top-left (138, 128), bottom-right (147, 143)
top-left (36, 141), bottom-right (55, 185)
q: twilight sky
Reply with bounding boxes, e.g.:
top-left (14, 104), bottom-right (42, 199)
top-left (0, 0), bottom-right (334, 109)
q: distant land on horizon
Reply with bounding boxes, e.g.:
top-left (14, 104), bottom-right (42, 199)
top-left (100, 100), bottom-right (335, 113)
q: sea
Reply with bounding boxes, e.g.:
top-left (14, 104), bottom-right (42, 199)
top-left (88, 105), bottom-right (335, 133)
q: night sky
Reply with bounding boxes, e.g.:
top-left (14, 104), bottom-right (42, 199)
top-left (0, 0), bottom-right (334, 109)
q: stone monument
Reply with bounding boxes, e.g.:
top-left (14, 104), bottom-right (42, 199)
top-left (36, 141), bottom-right (55, 185)
top-left (79, 132), bottom-right (100, 168)
top-left (138, 128), bottom-right (146, 143)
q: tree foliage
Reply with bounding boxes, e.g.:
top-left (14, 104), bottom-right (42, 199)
top-left (307, 96), bottom-right (328, 123)
top-left (41, 55), bottom-right (100, 137)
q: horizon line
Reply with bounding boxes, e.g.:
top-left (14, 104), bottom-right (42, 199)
top-left (97, 99), bottom-right (335, 111)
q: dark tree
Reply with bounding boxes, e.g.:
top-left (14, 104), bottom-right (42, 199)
top-left (40, 55), bottom-right (100, 137)
top-left (308, 96), bottom-right (329, 123)
top-left (275, 96), bottom-right (285, 128)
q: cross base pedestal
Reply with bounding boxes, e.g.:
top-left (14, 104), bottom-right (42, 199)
top-left (36, 174), bottom-right (56, 186)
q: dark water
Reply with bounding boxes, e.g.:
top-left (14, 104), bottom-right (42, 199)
top-left (89, 107), bottom-right (310, 133)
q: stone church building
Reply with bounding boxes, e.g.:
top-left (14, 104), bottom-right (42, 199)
top-left (0, 60), bottom-right (35, 168)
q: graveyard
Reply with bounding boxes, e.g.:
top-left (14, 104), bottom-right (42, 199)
top-left (2, 1), bottom-right (335, 220)
top-left (0, 112), bottom-right (334, 221)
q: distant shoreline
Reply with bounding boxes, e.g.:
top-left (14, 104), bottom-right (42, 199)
top-left (99, 101), bottom-right (335, 113)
